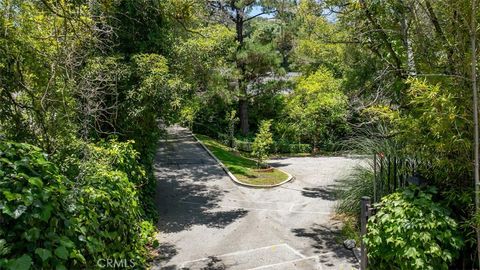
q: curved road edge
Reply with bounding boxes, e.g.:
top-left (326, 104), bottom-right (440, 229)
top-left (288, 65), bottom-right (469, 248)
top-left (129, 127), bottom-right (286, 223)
top-left (192, 133), bottom-right (294, 188)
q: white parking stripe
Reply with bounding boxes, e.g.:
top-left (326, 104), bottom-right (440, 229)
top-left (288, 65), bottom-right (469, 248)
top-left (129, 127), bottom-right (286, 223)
top-left (178, 243), bottom-right (290, 268)
top-left (284, 243), bottom-right (306, 259)
top-left (246, 256), bottom-right (323, 270)
top-left (179, 200), bottom-right (332, 215)
top-left (227, 198), bottom-right (295, 205)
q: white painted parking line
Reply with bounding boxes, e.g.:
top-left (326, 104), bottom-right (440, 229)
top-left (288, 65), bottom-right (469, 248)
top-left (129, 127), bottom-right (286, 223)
top-left (284, 243), bottom-right (306, 259)
top-left (246, 256), bottom-right (322, 270)
top-left (227, 198), bottom-right (295, 205)
top-left (178, 243), bottom-right (292, 268)
top-left (178, 200), bottom-right (332, 215)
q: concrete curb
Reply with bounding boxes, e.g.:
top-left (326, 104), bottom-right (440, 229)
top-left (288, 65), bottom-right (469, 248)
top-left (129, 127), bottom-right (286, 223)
top-left (192, 134), bottom-right (294, 188)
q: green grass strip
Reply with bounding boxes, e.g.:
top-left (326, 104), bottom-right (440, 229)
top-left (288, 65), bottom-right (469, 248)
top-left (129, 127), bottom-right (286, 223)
top-left (196, 134), bottom-right (289, 186)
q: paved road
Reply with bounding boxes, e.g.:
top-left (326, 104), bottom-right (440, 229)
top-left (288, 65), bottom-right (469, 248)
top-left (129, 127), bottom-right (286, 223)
top-left (152, 126), bottom-right (362, 270)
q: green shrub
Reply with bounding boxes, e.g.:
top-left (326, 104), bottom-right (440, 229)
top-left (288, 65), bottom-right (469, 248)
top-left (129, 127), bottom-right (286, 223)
top-left (85, 140), bottom-right (158, 219)
top-left (234, 139), bottom-right (253, 152)
top-left (217, 133), bottom-right (231, 147)
top-left (252, 120), bottom-right (274, 167)
top-left (225, 110), bottom-right (239, 148)
top-left (290, 143), bottom-right (312, 153)
top-left (74, 163), bottom-right (154, 267)
top-left (0, 141), bottom-right (80, 270)
top-left (272, 141), bottom-right (312, 153)
top-left (0, 140), bottom-right (155, 269)
top-left (364, 186), bottom-right (463, 270)
top-left (72, 140), bottom-right (155, 266)
top-left (234, 139), bottom-right (312, 154)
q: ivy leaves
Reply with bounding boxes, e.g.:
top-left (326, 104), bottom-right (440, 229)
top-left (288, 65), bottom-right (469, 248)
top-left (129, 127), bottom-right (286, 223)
top-left (35, 248), bottom-right (52, 262)
top-left (0, 140), bottom-right (155, 269)
top-left (0, 141), bottom-right (76, 269)
top-left (6, 254), bottom-right (32, 270)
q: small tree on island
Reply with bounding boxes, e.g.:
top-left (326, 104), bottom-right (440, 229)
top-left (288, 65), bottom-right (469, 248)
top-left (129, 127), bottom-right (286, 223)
top-left (252, 120), bottom-right (273, 168)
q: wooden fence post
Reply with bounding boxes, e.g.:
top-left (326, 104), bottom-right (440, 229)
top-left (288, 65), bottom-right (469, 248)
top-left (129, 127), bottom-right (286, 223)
top-left (361, 196), bottom-right (371, 270)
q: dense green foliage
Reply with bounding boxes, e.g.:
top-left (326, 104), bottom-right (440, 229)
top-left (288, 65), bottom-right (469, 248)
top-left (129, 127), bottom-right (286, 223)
top-left (285, 68), bottom-right (348, 151)
top-left (364, 187), bottom-right (463, 270)
top-left (0, 142), bottom-right (75, 269)
top-left (0, 1), bottom-right (180, 267)
top-left (72, 141), bottom-right (155, 267)
top-left (324, 0), bottom-right (479, 266)
top-left (0, 141), bottom-right (155, 269)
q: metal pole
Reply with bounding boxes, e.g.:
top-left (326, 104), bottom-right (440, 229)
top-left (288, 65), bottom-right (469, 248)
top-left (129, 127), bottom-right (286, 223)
top-left (393, 156), bottom-right (397, 190)
top-left (360, 196), bottom-right (371, 270)
top-left (379, 155), bottom-right (383, 199)
top-left (387, 155), bottom-right (391, 193)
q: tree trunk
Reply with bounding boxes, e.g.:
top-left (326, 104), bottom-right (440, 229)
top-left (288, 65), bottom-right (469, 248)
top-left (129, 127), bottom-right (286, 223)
top-left (239, 97), bottom-right (249, 135)
top-left (471, 0), bottom-right (480, 266)
top-left (235, 7), bottom-right (249, 135)
top-left (399, 1), bottom-right (416, 76)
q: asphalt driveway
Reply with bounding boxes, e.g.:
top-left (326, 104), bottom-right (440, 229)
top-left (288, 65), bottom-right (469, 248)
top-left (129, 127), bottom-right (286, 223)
top-left (152, 126), bottom-right (362, 270)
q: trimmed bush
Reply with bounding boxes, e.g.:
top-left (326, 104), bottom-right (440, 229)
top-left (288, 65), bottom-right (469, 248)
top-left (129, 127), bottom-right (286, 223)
top-left (234, 139), bottom-right (253, 152)
top-left (364, 186), bottom-right (463, 270)
top-left (234, 139), bottom-right (311, 154)
top-left (272, 141), bottom-right (311, 154)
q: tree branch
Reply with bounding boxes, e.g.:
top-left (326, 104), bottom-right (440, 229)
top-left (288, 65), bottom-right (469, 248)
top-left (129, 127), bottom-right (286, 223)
top-left (359, 0), bottom-right (405, 78)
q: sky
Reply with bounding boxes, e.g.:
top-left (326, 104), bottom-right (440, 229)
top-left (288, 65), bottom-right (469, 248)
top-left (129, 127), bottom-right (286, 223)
top-left (249, 5), bottom-right (276, 19)
top-left (248, 4), bottom-right (337, 22)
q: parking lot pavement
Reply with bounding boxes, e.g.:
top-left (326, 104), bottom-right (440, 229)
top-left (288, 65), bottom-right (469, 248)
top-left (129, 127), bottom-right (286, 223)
top-left (152, 126), bottom-right (362, 270)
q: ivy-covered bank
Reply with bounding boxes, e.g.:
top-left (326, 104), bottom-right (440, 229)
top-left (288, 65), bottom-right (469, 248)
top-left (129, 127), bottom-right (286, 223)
top-left (0, 141), bottom-right (156, 269)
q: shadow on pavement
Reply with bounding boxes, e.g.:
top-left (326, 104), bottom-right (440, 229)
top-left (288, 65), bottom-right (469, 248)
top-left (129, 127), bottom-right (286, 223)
top-left (291, 223), bottom-right (358, 267)
top-left (154, 242), bottom-right (178, 263)
top-left (155, 125), bottom-right (249, 234)
top-left (267, 161), bottom-right (292, 168)
top-left (155, 164), bottom-right (248, 233)
top-left (301, 186), bottom-right (338, 200)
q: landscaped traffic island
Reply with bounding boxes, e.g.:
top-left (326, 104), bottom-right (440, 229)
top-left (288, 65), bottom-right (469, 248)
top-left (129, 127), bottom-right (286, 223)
top-left (195, 134), bottom-right (291, 186)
